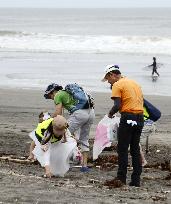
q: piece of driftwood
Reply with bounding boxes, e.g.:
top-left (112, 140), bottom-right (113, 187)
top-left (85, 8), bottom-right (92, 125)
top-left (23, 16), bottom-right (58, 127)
top-left (78, 185), bottom-right (94, 188)
top-left (0, 156), bottom-right (35, 164)
top-left (72, 164), bottom-right (94, 168)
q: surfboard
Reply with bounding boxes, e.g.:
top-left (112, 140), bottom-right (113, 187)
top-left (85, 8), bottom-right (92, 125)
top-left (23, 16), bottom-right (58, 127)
top-left (143, 63), bottom-right (164, 71)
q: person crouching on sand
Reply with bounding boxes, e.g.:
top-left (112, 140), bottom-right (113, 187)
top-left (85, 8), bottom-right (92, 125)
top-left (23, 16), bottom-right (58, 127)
top-left (28, 111), bottom-right (51, 161)
top-left (29, 115), bottom-right (77, 178)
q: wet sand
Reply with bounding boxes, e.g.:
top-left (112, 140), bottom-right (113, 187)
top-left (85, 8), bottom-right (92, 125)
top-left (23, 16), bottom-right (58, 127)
top-left (0, 88), bottom-right (171, 204)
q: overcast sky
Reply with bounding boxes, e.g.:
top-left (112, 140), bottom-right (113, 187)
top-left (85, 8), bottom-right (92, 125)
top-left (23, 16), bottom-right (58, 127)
top-left (0, 0), bottom-right (170, 8)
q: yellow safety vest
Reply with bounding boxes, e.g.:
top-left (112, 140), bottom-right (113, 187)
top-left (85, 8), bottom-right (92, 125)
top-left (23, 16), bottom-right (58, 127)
top-left (143, 106), bottom-right (149, 121)
top-left (35, 118), bottom-right (63, 143)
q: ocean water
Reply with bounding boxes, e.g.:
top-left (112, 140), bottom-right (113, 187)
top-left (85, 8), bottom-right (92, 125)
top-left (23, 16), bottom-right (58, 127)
top-left (0, 8), bottom-right (171, 95)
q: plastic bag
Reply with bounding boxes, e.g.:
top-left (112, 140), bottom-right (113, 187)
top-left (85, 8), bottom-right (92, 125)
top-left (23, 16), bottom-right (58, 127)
top-left (49, 136), bottom-right (77, 177)
top-left (93, 115), bottom-right (120, 160)
top-left (29, 129), bottom-right (77, 176)
top-left (70, 146), bottom-right (82, 165)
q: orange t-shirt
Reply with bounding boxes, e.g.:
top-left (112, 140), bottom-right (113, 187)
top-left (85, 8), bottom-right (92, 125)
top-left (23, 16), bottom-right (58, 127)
top-left (111, 77), bottom-right (144, 114)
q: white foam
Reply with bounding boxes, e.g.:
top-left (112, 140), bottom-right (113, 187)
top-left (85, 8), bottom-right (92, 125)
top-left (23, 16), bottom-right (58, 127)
top-left (0, 31), bottom-right (171, 55)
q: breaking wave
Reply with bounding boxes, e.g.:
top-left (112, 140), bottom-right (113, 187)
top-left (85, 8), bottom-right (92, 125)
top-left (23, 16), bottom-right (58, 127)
top-left (0, 31), bottom-right (171, 55)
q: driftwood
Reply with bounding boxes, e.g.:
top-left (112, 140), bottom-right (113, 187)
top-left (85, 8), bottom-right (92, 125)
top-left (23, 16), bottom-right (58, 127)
top-left (72, 164), bottom-right (94, 168)
top-left (77, 185), bottom-right (94, 188)
top-left (0, 156), bottom-right (35, 164)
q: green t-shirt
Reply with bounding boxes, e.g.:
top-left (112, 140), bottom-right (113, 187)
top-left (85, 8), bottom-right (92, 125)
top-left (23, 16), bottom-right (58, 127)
top-left (54, 90), bottom-right (77, 111)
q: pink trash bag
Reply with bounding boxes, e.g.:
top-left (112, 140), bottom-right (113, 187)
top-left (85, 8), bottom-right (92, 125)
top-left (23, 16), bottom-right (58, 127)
top-left (93, 115), bottom-right (120, 160)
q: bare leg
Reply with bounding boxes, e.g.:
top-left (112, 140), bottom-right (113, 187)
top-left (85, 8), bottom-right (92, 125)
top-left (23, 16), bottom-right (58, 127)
top-left (155, 70), bottom-right (160, 76)
top-left (139, 144), bottom-right (147, 167)
top-left (82, 151), bottom-right (88, 167)
top-left (44, 165), bottom-right (52, 178)
top-left (28, 141), bottom-right (36, 160)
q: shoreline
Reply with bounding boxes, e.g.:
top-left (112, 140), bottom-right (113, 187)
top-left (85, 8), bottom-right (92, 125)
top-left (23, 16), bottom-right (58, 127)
top-left (0, 87), bottom-right (171, 114)
top-left (1, 87), bottom-right (171, 140)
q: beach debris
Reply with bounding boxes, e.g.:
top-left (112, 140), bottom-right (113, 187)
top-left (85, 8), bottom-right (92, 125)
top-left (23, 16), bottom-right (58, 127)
top-left (89, 178), bottom-right (101, 184)
top-left (163, 190), bottom-right (170, 193)
top-left (104, 178), bottom-right (125, 188)
top-left (164, 173), bottom-right (171, 180)
top-left (94, 154), bottom-right (118, 164)
top-left (151, 194), bottom-right (167, 202)
top-left (72, 165), bottom-right (82, 168)
top-left (143, 160), bottom-right (171, 171)
top-left (0, 155), bottom-right (35, 164)
top-left (20, 129), bottom-right (30, 133)
top-left (103, 145), bottom-right (117, 151)
top-left (161, 160), bottom-right (171, 171)
top-left (94, 154), bottom-right (118, 170)
top-left (0, 169), bottom-right (42, 179)
top-left (53, 180), bottom-right (94, 188)
top-left (127, 166), bottom-right (133, 171)
top-left (142, 175), bottom-right (155, 180)
top-left (53, 179), bottom-right (81, 188)
top-left (156, 149), bottom-right (160, 153)
top-left (77, 185), bottom-right (94, 188)
top-left (160, 189), bottom-right (170, 194)
top-left (71, 164), bottom-right (94, 168)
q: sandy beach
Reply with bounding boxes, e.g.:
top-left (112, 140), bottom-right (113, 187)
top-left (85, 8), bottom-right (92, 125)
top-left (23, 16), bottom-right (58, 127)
top-left (0, 88), bottom-right (170, 204)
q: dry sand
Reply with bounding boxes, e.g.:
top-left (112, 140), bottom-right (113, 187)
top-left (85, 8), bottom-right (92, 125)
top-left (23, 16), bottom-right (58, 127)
top-left (0, 88), bottom-right (171, 204)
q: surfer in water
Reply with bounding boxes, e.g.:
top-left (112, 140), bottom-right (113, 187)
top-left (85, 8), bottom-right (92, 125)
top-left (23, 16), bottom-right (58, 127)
top-left (148, 57), bottom-right (160, 77)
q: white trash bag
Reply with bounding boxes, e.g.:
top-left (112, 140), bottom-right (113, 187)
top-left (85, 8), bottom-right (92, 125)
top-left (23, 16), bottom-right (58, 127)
top-left (29, 129), bottom-right (77, 177)
top-left (49, 135), bottom-right (77, 177)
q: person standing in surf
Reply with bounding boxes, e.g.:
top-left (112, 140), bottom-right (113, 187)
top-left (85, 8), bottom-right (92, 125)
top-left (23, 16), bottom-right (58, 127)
top-left (148, 57), bottom-right (160, 76)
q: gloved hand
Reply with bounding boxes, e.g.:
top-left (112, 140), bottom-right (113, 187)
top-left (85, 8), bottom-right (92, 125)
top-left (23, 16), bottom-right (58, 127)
top-left (108, 112), bottom-right (115, 118)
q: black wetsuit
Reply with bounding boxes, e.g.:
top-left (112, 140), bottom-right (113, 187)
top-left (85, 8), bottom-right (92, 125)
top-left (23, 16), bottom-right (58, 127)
top-left (152, 61), bottom-right (159, 76)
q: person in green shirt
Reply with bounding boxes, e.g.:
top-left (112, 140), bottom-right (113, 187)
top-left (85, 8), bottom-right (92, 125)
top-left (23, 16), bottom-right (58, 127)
top-left (44, 83), bottom-right (95, 173)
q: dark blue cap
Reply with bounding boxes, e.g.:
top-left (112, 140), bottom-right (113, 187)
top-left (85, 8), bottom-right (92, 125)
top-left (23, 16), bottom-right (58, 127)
top-left (44, 83), bottom-right (63, 99)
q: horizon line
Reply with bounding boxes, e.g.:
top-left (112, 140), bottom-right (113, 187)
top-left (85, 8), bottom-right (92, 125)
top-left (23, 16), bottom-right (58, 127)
top-left (0, 6), bottom-right (171, 9)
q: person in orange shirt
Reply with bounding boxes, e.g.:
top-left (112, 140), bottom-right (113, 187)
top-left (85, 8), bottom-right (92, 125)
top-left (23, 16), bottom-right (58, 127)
top-left (102, 64), bottom-right (144, 187)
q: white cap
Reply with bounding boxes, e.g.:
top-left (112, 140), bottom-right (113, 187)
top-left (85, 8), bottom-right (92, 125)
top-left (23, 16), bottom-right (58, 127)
top-left (101, 64), bottom-right (120, 82)
top-left (43, 112), bottom-right (51, 120)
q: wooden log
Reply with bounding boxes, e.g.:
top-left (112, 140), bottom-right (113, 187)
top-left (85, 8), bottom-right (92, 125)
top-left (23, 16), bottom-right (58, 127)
top-left (0, 156), bottom-right (35, 164)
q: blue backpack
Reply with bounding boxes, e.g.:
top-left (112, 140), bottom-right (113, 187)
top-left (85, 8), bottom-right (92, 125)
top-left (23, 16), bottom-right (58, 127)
top-left (144, 99), bottom-right (161, 122)
top-left (65, 83), bottom-right (94, 113)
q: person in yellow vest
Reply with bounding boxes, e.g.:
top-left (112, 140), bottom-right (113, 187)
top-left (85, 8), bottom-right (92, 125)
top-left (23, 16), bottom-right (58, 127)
top-left (30, 115), bottom-right (76, 178)
top-left (35, 116), bottom-right (67, 145)
top-left (28, 111), bottom-right (51, 161)
top-left (139, 106), bottom-right (153, 166)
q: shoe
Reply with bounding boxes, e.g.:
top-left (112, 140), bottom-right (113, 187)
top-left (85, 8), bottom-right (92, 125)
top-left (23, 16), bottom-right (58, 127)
top-left (129, 182), bottom-right (140, 187)
top-left (80, 166), bottom-right (90, 173)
